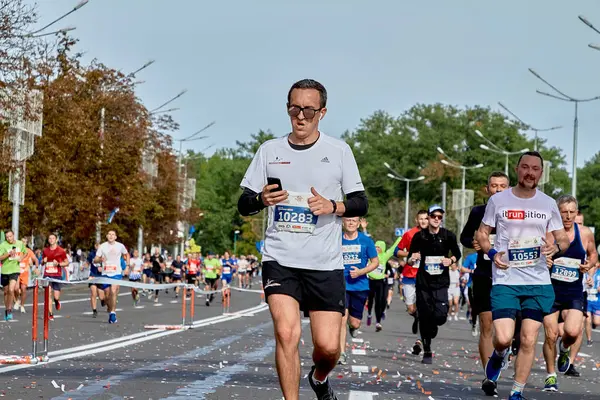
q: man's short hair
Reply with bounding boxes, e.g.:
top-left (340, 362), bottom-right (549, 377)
top-left (287, 79), bottom-right (327, 109)
top-left (416, 209), bottom-right (428, 216)
top-left (4, 230), bottom-right (13, 235)
top-left (517, 151), bottom-right (544, 167)
top-left (557, 194), bottom-right (578, 209)
top-left (487, 171), bottom-right (509, 185)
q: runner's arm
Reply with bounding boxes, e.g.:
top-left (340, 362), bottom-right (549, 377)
top-left (360, 256), bottom-right (380, 276)
top-left (550, 228), bottom-right (570, 256)
top-left (407, 234), bottom-right (422, 266)
top-left (460, 207), bottom-right (482, 249)
top-left (448, 232), bottom-right (462, 264)
top-left (238, 187), bottom-right (266, 216)
top-left (583, 226), bottom-right (599, 269)
top-left (384, 236), bottom-right (403, 260)
top-left (476, 223), bottom-right (494, 254)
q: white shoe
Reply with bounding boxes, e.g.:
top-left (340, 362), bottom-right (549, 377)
top-left (454, 314), bottom-right (458, 321)
top-left (20, 306), bottom-right (25, 314)
top-left (14, 300), bottom-right (21, 309)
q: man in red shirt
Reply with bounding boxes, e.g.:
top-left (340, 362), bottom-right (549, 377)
top-left (42, 234), bottom-right (69, 321)
top-left (396, 210), bottom-right (429, 334)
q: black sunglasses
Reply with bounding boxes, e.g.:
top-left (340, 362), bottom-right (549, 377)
top-left (287, 105), bottom-right (321, 120)
top-left (429, 214), bottom-right (443, 220)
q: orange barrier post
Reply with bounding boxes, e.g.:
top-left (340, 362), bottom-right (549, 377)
top-left (31, 280), bottom-right (38, 357)
top-left (181, 288), bottom-right (186, 327)
top-left (43, 285), bottom-right (49, 354)
top-left (189, 288), bottom-right (195, 327)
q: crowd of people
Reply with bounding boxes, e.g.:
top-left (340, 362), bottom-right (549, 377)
top-left (0, 232), bottom-right (260, 323)
top-left (1, 78), bottom-right (599, 400)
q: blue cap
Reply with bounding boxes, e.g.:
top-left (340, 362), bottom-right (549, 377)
top-left (428, 204), bottom-right (445, 215)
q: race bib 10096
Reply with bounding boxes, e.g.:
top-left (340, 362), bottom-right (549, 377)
top-left (274, 192), bottom-right (318, 234)
top-left (424, 256), bottom-right (444, 276)
top-left (551, 257), bottom-right (581, 283)
top-left (508, 236), bottom-right (542, 268)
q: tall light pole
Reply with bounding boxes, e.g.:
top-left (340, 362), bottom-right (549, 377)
top-left (497, 102), bottom-right (562, 151)
top-left (150, 90), bottom-right (187, 115)
top-left (28, 0), bottom-right (89, 35)
top-left (234, 230), bottom-right (240, 254)
top-left (528, 68), bottom-right (600, 197)
top-left (437, 147), bottom-right (484, 251)
top-left (173, 122), bottom-right (215, 256)
top-left (475, 129), bottom-right (529, 176)
top-left (383, 162), bottom-right (425, 231)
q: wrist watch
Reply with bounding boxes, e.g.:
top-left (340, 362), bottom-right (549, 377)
top-left (330, 199), bottom-right (337, 213)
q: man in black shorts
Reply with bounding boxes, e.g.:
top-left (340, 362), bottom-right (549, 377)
top-left (460, 171), bottom-right (509, 396)
top-left (238, 79), bottom-right (368, 400)
top-left (150, 249), bottom-right (164, 302)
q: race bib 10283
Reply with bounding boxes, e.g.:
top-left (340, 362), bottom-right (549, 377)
top-left (424, 256), bottom-right (444, 276)
top-left (274, 192), bottom-right (318, 234)
top-left (508, 236), bottom-right (542, 268)
top-left (551, 257), bottom-right (581, 283)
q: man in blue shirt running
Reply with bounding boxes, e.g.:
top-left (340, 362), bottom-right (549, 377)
top-left (338, 216), bottom-right (379, 365)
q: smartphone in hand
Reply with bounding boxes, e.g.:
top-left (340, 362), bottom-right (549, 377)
top-left (267, 177), bottom-right (282, 192)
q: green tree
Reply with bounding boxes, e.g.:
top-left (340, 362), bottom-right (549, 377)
top-left (577, 152), bottom-right (600, 243)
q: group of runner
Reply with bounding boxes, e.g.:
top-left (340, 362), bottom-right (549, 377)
top-left (237, 79), bottom-right (599, 400)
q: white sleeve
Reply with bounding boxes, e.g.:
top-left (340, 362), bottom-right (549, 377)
top-left (481, 197), bottom-right (497, 228)
top-left (120, 244), bottom-right (128, 255)
top-left (240, 145), bottom-right (266, 193)
top-left (341, 144), bottom-right (364, 194)
top-left (547, 200), bottom-right (564, 232)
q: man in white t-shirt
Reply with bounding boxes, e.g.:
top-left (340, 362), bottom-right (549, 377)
top-left (94, 230), bottom-right (129, 324)
top-left (238, 79), bottom-right (367, 400)
top-left (476, 152), bottom-right (569, 400)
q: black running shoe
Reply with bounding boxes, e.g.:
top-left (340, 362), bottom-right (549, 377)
top-left (308, 365), bottom-right (338, 400)
top-left (565, 364), bottom-right (581, 377)
top-left (100, 299), bottom-right (106, 308)
top-left (422, 352), bottom-right (433, 364)
top-left (412, 340), bottom-right (422, 356)
top-left (92, 309), bottom-right (98, 318)
top-left (481, 378), bottom-right (498, 396)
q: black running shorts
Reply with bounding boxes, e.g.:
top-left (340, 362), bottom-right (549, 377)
top-left (472, 274), bottom-right (492, 316)
top-left (262, 261), bottom-right (345, 316)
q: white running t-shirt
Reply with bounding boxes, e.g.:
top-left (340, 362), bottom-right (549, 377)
top-left (449, 269), bottom-right (460, 287)
top-left (241, 133), bottom-right (364, 271)
top-left (482, 188), bottom-right (563, 286)
top-left (97, 241), bottom-right (128, 277)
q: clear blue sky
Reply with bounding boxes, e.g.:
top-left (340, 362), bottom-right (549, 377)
top-left (33, 0), bottom-right (600, 170)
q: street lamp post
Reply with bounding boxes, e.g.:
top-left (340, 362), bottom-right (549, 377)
top-left (383, 162), bottom-right (425, 231)
top-left (437, 147), bottom-right (484, 253)
top-left (234, 230), bottom-right (240, 254)
top-left (497, 102), bottom-right (562, 151)
top-left (475, 130), bottom-right (529, 176)
top-left (28, 0), bottom-right (89, 36)
top-left (528, 68), bottom-right (600, 197)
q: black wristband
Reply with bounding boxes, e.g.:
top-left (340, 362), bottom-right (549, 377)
top-left (330, 199), bottom-right (337, 214)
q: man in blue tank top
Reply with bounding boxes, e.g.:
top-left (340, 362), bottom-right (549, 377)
top-left (542, 195), bottom-right (598, 391)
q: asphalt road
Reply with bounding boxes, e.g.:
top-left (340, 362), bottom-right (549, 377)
top-left (1, 281), bottom-right (599, 400)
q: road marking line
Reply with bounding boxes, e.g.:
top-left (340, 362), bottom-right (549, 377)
top-left (161, 338), bottom-right (276, 399)
top-left (351, 365), bottom-right (370, 373)
top-left (0, 304), bottom-right (268, 375)
top-left (49, 318), bottom-right (272, 400)
top-left (348, 390), bottom-right (376, 399)
top-left (352, 349), bottom-right (367, 355)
